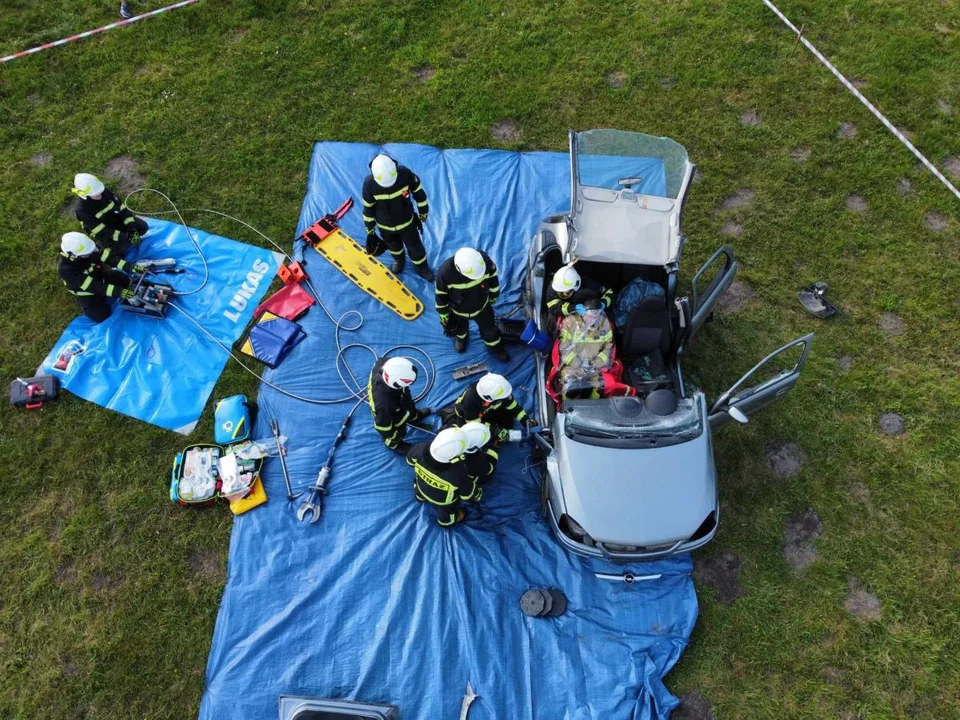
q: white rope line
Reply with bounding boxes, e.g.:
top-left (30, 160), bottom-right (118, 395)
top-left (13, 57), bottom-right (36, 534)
top-left (761, 0), bottom-right (960, 202)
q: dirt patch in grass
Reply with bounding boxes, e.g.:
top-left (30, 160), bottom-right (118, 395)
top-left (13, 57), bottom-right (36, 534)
top-left (895, 178), bottom-right (913, 195)
top-left (489, 119), bottom-right (521, 143)
top-left (714, 188), bottom-right (755, 213)
top-left (844, 577), bottom-right (881, 621)
top-left (783, 508), bottom-right (823, 571)
top-left (658, 76), bottom-right (676, 89)
top-left (877, 312), bottom-right (905, 336)
top-left (671, 690), bottom-right (714, 719)
top-left (90, 571), bottom-right (124, 592)
top-left (716, 279), bottom-right (752, 314)
top-left (103, 155), bottom-right (146, 194)
top-left (937, 98), bottom-right (953, 115)
top-left (845, 195), bottom-right (867, 213)
top-left (605, 70), bottom-right (627, 88)
top-left (838, 121), bottom-right (858, 139)
top-left (942, 156), bottom-right (960, 180)
top-left (739, 111), bottom-right (762, 127)
top-left (29, 152), bottom-right (52, 168)
top-left (849, 481), bottom-right (872, 505)
top-left (60, 197), bottom-right (78, 219)
top-left (412, 65), bottom-right (435, 82)
top-left (62, 657), bottom-right (80, 678)
top-left (789, 146), bottom-right (810, 162)
top-left (57, 561), bottom-right (78, 586)
top-left (719, 221), bottom-right (743, 238)
top-left (837, 354), bottom-right (854, 372)
top-left (823, 665), bottom-right (844, 685)
top-left (878, 412), bottom-right (905, 436)
top-left (187, 547), bottom-right (224, 582)
top-left (923, 211), bottom-right (949, 232)
top-left (693, 552), bottom-right (744, 606)
top-left (764, 441), bottom-right (806, 479)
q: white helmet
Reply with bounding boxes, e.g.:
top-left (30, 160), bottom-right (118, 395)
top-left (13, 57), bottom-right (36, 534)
top-left (460, 421), bottom-right (492, 453)
top-left (370, 154), bottom-right (398, 188)
top-left (476, 373), bottom-right (511, 402)
top-left (552, 265), bottom-right (581, 294)
top-left (73, 173), bottom-right (105, 199)
top-left (61, 231), bottom-right (97, 258)
top-left (429, 427), bottom-right (468, 464)
top-left (454, 248), bottom-right (485, 280)
top-left (381, 356), bottom-right (417, 389)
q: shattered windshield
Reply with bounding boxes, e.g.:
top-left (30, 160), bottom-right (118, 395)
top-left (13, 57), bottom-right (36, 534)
top-left (563, 395), bottom-right (702, 443)
top-left (575, 129), bottom-right (690, 199)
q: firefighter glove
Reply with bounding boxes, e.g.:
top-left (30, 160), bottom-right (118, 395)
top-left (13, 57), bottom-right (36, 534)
top-left (120, 288), bottom-right (136, 300)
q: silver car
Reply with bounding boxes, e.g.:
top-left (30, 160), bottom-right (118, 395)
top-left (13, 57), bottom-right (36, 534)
top-left (526, 129), bottom-right (813, 562)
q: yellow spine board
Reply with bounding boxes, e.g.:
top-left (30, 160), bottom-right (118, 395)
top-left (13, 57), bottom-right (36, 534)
top-left (312, 228), bottom-right (424, 320)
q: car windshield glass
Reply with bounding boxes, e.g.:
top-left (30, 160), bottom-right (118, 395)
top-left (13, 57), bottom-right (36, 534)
top-left (564, 395), bottom-right (702, 442)
top-left (575, 129), bottom-right (689, 199)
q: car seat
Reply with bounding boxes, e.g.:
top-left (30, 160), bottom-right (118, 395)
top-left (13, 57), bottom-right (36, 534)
top-left (620, 294), bottom-right (673, 388)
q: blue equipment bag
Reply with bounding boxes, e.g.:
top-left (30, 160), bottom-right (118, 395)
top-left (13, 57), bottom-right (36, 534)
top-left (214, 395), bottom-right (251, 445)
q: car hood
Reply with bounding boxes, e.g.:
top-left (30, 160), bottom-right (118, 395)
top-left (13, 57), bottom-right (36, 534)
top-left (553, 420), bottom-right (717, 547)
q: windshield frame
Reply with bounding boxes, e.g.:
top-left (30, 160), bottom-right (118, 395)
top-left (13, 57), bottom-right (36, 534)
top-left (562, 393), bottom-right (704, 449)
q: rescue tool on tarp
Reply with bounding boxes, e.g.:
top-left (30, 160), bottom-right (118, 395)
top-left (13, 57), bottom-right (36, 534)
top-left (297, 409), bottom-right (355, 523)
top-left (300, 198), bottom-right (424, 321)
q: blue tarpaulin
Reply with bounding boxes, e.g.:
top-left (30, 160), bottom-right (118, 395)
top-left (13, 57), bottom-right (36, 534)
top-left (40, 220), bottom-right (282, 434)
top-left (200, 143), bottom-right (698, 719)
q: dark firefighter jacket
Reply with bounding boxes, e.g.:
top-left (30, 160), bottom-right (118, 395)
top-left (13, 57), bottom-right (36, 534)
top-left (465, 440), bottom-right (499, 482)
top-left (361, 165), bottom-right (429, 235)
top-left (58, 247), bottom-right (131, 297)
top-left (435, 251), bottom-right (500, 318)
top-left (75, 189), bottom-right (140, 247)
top-left (406, 442), bottom-right (476, 505)
top-left (545, 276), bottom-right (614, 319)
top-left (454, 383), bottom-right (528, 425)
top-left (367, 357), bottom-right (419, 449)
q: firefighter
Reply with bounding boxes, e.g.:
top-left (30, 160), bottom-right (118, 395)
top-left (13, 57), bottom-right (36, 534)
top-left (72, 173), bottom-right (149, 258)
top-left (58, 232), bottom-right (146, 323)
top-left (436, 247), bottom-right (507, 360)
top-left (454, 373), bottom-right (534, 431)
top-left (362, 154), bottom-right (434, 281)
top-left (408, 427), bottom-right (479, 527)
top-left (460, 421), bottom-right (499, 485)
top-left (367, 356), bottom-right (432, 455)
top-left (545, 264), bottom-right (614, 321)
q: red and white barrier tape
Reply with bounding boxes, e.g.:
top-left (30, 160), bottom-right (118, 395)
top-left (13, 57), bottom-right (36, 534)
top-left (761, 0), bottom-right (960, 202)
top-left (1, 0), bottom-right (200, 64)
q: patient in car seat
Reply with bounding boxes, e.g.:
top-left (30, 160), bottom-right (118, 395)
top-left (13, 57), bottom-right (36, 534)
top-left (552, 299), bottom-right (635, 402)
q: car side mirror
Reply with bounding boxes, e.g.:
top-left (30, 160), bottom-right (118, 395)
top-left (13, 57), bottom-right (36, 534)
top-left (728, 406), bottom-right (749, 424)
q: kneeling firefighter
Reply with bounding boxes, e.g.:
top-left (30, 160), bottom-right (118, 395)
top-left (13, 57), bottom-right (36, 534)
top-left (362, 154), bottom-right (434, 281)
top-left (436, 247), bottom-right (508, 360)
top-left (73, 173), bottom-right (149, 258)
top-left (408, 427), bottom-right (480, 527)
top-left (454, 373), bottom-right (534, 431)
top-left (58, 232), bottom-right (146, 323)
top-left (460, 421), bottom-right (499, 485)
top-left (367, 356), bottom-right (433, 455)
top-left (545, 264), bottom-right (613, 321)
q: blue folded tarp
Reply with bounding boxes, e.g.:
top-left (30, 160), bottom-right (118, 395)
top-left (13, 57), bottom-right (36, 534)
top-left (40, 220), bottom-right (282, 434)
top-left (200, 142), bottom-right (697, 719)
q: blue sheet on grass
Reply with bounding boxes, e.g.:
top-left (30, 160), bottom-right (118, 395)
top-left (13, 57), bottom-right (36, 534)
top-left (40, 220), bottom-right (282, 434)
top-left (200, 142), bottom-right (697, 719)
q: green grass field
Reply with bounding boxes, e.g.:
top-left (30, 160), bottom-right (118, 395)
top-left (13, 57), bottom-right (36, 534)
top-left (1, 0), bottom-right (958, 717)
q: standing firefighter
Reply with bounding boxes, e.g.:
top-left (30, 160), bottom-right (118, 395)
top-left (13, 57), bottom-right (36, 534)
top-left (460, 421), bottom-right (499, 485)
top-left (436, 247), bottom-right (508, 360)
top-left (454, 373), bottom-right (534, 431)
top-left (408, 427), bottom-right (480, 527)
top-left (362, 154), bottom-right (434, 281)
top-left (73, 173), bottom-right (149, 258)
top-left (58, 232), bottom-right (145, 323)
top-left (367, 357), bottom-right (433, 455)
top-left (545, 264), bottom-right (613, 321)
